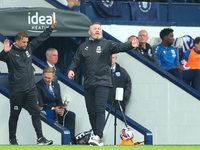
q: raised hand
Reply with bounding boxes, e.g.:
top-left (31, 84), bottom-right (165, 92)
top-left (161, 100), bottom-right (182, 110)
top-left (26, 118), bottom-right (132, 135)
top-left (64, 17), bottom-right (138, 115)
top-left (4, 39), bottom-right (12, 52)
top-left (131, 37), bottom-right (139, 48)
top-left (51, 14), bottom-right (57, 29)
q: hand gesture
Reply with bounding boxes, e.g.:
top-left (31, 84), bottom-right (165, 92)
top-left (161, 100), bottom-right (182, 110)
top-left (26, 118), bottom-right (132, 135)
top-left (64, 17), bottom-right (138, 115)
top-left (175, 64), bottom-right (184, 72)
top-left (51, 14), bottom-right (57, 29)
top-left (55, 106), bottom-right (64, 116)
top-left (131, 37), bottom-right (139, 49)
top-left (58, 108), bottom-right (65, 116)
top-left (68, 70), bottom-right (75, 80)
top-left (4, 39), bottom-right (12, 52)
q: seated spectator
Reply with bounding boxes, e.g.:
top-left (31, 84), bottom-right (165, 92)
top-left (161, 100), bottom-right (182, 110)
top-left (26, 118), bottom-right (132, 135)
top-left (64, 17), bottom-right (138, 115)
top-left (128, 30), bottom-right (159, 65)
top-left (107, 54), bottom-right (131, 114)
top-left (46, 48), bottom-right (60, 72)
top-left (127, 35), bottom-right (138, 42)
top-left (36, 67), bottom-right (76, 141)
top-left (57, 0), bottom-right (80, 9)
top-left (181, 37), bottom-right (200, 92)
top-left (154, 28), bottom-right (183, 80)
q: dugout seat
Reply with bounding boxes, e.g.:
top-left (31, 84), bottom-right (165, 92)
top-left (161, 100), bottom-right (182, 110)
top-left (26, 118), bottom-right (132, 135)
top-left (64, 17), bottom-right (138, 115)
top-left (149, 37), bottom-right (162, 49)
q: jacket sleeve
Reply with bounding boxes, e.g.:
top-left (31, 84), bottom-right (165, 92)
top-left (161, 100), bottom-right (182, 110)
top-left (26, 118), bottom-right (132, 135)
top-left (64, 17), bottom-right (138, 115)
top-left (181, 50), bottom-right (190, 61)
top-left (0, 50), bottom-right (9, 62)
top-left (109, 41), bottom-right (134, 54)
top-left (28, 26), bottom-right (53, 53)
top-left (151, 47), bottom-right (159, 66)
top-left (121, 67), bottom-right (132, 105)
top-left (154, 46), bottom-right (162, 66)
top-left (55, 83), bottom-right (64, 106)
top-left (36, 82), bottom-right (52, 110)
top-left (174, 48), bottom-right (180, 66)
top-left (68, 46), bottom-right (82, 72)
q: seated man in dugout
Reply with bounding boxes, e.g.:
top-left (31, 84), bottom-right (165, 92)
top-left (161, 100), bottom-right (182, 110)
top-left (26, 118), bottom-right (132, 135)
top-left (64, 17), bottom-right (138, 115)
top-left (154, 28), bottom-right (184, 80)
top-left (128, 30), bottom-right (159, 65)
top-left (181, 36), bottom-right (200, 93)
top-left (36, 67), bottom-right (76, 143)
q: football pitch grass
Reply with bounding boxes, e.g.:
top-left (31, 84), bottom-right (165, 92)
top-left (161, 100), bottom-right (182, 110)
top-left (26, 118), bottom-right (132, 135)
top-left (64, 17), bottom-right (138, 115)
top-left (1, 145), bottom-right (200, 150)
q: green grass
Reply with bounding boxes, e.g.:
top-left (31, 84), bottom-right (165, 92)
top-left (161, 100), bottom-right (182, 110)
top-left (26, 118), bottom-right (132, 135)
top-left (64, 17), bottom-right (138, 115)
top-left (1, 145), bottom-right (200, 150)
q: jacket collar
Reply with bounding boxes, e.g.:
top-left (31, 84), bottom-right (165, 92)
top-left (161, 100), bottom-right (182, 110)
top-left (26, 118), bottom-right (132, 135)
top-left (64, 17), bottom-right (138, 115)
top-left (115, 63), bottom-right (121, 72)
top-left (12, 43), bottom-right (25, 51)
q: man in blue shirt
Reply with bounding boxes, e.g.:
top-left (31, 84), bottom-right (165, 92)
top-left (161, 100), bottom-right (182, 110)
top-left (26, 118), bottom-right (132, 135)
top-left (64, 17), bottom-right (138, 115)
top-left (154, 28), bottom-right (183, 80)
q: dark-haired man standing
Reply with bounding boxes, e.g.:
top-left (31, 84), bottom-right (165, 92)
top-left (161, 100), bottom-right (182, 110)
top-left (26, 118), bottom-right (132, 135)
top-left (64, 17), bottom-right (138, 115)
top-left (0, 15), bottom-right (57, 145)
top-left (154, 28), bottom-right (183, 80)
top-left (68, 22), bottom-right (139, 146)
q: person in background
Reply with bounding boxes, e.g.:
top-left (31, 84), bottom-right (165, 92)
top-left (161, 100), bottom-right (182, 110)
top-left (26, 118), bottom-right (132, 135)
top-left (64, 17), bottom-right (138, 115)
top-left (154, 28), bottom-right (183, 80)
top-left (46, 48), bottom-right (60, 72)
top-left (181, 37), bottom-right (200, 92)
top-left (0, 14), bottom-right (57, 145)
top-left (36, 67), bottom-right (76, 142)
top-left (107, 54), bottom-right (132, 114)
top-left (127, 35), bottom-right (138, 42)
top-left (129, 30), bottom-right (159, 65)
top-left (57, 0), bottom-right (80, 9)
top-left (68, 22), bottom-right (138, 146)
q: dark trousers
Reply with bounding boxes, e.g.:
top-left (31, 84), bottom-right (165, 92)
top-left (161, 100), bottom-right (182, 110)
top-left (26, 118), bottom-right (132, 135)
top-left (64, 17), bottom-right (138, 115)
top-left (57, 110), bottom-right (76, 138)
top-left (183, 69), bottom-right (200, 92)
top-left (84, 86), bottom-right (110, 138)
top-left (9, 88), bottom-right (43, 140)
top-left (168, 68), bottom-right (183, 80)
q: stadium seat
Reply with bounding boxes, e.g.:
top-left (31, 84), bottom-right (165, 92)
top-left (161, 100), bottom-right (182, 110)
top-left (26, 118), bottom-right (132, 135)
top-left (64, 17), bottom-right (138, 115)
top-left (173, 37), bottom-right (183, 61)
top-left (149, 37), bottom-right (162, 49)
top-left (173, 37), bottom-right (183, 49)
top-left (40, 110), bottom-right (58, 121)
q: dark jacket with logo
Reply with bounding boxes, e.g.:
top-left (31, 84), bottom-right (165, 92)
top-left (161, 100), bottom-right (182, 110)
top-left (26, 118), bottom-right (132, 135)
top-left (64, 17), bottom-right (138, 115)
top-left (68, 38), bottom-right (134, 89)
top-left (132, 43), bottom-right (159, 65)
top-left (107, 63), bottom-right (131, 113)
top-left (0, 26), bottom-right (53, 93)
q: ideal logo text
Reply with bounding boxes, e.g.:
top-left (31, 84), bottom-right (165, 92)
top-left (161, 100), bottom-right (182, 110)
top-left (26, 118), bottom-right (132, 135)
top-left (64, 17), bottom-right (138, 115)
top-left (28, 12), bottom-right (56, 25)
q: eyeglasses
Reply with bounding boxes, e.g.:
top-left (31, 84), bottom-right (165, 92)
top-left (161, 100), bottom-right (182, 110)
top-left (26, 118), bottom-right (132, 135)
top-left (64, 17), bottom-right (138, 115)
top-left (139, 34), bottom-right (147, 37)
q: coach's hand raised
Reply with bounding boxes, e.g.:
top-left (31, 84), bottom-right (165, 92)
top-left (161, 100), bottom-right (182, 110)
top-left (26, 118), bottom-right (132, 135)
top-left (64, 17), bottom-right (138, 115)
top-left (51, 14), bottom-right (57, 29)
